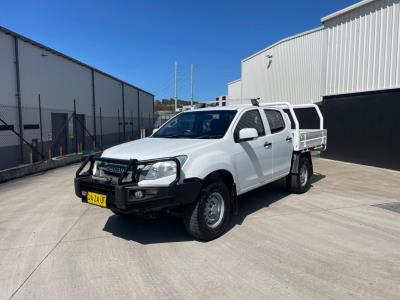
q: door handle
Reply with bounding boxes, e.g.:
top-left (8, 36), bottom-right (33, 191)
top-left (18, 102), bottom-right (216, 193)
top-left (286, 136), bottom-right (292, 142)
top-left (264, 141), bottom-right (272, 149)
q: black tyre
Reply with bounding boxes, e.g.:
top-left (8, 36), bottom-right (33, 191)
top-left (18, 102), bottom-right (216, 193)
top-left (286, 156), bottom-right (312, 194)
top-left (184, 181), bottom-right (231, 241)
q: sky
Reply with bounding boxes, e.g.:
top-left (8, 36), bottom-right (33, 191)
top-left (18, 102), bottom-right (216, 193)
top-left (0, 0), bottom-right (358, 101)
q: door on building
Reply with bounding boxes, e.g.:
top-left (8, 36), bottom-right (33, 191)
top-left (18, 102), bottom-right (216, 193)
top-left (323, 90), bottom-right (400, 171)
top-left (51, 113), bottom-right (68, 157)
top-left (75, 114), bottom-right (85, 152)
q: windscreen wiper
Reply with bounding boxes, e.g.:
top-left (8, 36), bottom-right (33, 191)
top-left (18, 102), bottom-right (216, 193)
top-left (197, 135), bottom-right (223, 139)
top-left (163, 134), bottom-right (183, 138)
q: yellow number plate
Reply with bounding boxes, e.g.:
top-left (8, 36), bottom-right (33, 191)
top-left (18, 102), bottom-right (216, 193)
top-left (87, 192), bottom-right (107, 208)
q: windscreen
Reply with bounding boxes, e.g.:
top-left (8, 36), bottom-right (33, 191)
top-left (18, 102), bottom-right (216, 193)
top-left (152, 110), bottom-right (237, 139)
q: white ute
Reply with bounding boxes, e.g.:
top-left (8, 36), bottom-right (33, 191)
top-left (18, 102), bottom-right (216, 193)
top-left (75, 100), bottom-right (327, 241)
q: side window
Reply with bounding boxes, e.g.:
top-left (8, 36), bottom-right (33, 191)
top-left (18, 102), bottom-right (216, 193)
top-left (264, 109), bottom-right (286, 134)
top-left (234, 110), bottom-right (265, 141)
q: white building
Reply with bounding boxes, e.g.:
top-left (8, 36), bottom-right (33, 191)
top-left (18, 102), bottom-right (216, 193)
top-left (0, 26), bottom-right (154, 169)
top-left (227, 0), bottom-right (400, 170)
top-left (229, 27), bottom-right (324, 105)
top-left (322, 0), bottom-right (400, 96)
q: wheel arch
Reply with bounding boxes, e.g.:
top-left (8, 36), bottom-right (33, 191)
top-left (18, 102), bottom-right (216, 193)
top-left (202, 169), bottom-right (238, 215)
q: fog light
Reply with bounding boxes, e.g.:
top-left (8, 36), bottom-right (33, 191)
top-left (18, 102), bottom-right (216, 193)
top-left (134, 190), bottom-right (144, 199)
top-left (81, 191), bottom-right (87, 196)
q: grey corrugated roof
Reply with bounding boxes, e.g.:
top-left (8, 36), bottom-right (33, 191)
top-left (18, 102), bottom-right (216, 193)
top-left (227, 78), bottom-right (241, 85)
top-left (0, 25), bottom-right (154, 96)
top-left (241, 27), bottom-right (323, 63)
top-left (321, 0), bottom-right (376, 22)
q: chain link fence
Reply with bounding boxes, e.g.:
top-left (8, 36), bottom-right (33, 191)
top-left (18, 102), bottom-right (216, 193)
top-left (0, 95), bottom-right (154, 171)
top-left (153, 112), bottom-right (175, 128)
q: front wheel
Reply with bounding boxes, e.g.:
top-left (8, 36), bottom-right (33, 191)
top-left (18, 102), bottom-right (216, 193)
top-left (286, 156), bottom-right (312, 194)
top-left (184, 181), bottom-right (231, 241)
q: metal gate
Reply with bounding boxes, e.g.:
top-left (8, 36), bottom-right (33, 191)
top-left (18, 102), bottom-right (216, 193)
top-left (51, 113), bottom-right (68, 157)
top-left (75, 114), bottom-right (85, 152)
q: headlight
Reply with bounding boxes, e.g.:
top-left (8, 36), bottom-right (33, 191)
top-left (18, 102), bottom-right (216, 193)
top-left (92, 161), bottom-right (99, 175)
top-left (139, 155), bottom-right (187, 181)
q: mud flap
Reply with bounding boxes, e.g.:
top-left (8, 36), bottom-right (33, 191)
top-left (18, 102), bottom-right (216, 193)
top-left (290, 151), bottom-right (313, 175)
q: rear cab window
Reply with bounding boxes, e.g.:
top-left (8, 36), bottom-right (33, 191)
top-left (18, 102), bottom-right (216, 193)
top-left (263, 109), bottom-right (286, 134)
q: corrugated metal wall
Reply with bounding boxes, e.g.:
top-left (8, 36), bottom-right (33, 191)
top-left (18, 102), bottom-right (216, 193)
top-left (240, 28), bottom-right (324, 105)
top-left (0, 32), bottom-right (17, 107)
top-left (323, 0), bottom-right (400, 95)
top-left (0, 28), bottom-right (154, 149)
top-left (18, 40), bottom-right (93, 113)
top-left (138, 90), bottom-right (154, 128)
top-left (227, 79), bottom-right (242, 99)
top-left (124, 85), bottom-right (139, 130)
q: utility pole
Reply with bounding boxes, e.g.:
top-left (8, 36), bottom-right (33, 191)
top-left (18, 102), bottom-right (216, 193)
top-left (174, 61), bottom-right (178, 112)
top-left (190, 64), bottom-right (194, 107)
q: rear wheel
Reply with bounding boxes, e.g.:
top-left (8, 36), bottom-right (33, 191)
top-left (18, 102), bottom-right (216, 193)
top-left (286, 156), bottom-right (312, 194)
top-left (184, 181), bottom-right (231, 241)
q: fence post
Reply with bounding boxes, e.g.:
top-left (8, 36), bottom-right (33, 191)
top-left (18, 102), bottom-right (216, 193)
top-left (117, 109), bottom-right (120, 143)
top-left (38, 94), bottom-right (44, 159)
top-left (136, 88), bottom-right (140, 139)
top-left (91, 69), bottom-right (97, 148)
top-left (130, 111), bottom-right (133, 140)
top-left (148, 112), bottom-right (151, 131)
top-left (74, 99), bottom-right (78, 153)
top-left (14, 36), bottom-right (24, 165)
top-left (138, 111), bottom-right (141, 134)
top-left (121, 83), bottom-right (126, 141)
top-left (100, 107), bottom-right (103, 150)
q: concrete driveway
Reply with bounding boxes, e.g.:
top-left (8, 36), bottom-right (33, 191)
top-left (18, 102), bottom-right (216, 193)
top-left (1, 158), bottom-right (400, 300)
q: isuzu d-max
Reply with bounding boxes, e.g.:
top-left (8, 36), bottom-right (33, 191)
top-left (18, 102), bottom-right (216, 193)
top-left (75, 101), bottom-right (327, 241)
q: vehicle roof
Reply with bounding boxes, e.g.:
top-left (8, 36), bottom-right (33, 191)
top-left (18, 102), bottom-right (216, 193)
top-left (188, 105), bottom-right (247, 112)
top-left (186, 105), bottom-right (281, 113)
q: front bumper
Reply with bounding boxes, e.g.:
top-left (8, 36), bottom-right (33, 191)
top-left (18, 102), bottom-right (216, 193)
top-left (74, 155), bottom-right (202, 215)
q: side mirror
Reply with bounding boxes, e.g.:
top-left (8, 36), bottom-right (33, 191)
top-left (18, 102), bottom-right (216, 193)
top-left (152, 128), bottom-right (159, 134)
top-left (238, 128), bottom-right (258, 142)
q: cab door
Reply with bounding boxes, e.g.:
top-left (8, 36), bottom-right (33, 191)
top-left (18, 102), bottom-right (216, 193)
top-left (233, 109), bottom-right (273, 193)
top-left (263, 109), bottom-right (293, 178)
